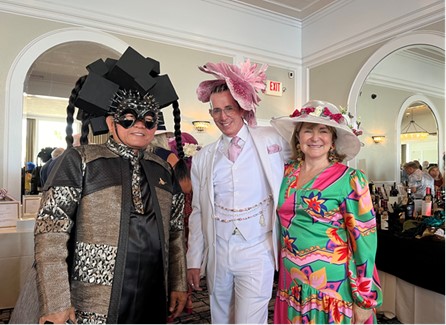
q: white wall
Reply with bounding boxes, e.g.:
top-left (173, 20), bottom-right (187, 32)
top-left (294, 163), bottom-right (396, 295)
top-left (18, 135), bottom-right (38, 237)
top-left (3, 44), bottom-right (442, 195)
top-left (0, 0), bottom-right (444, 199)
top-left (0, 0), bottom-right (302, 200)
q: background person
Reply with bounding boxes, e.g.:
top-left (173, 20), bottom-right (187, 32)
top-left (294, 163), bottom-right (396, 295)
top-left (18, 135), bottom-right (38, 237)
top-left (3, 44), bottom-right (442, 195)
top-left (30, 147), bottom-right (54, 194)
top-left (22, 161), bottom-right (35, 195)
top-left (427, 165), bottom-right (444, 191)
top-left (270, 100), bottom-right (382, 324)
top-left (168, 132), bottom-right (201, 315)
top-left (149, 111), bottom-right (179, 168)
top-left (404, 161), bottom-right (435, 198)
top-left (39, 147), bottom-right (65, 186)
top-left (187, 60), bottom-right (290, 323)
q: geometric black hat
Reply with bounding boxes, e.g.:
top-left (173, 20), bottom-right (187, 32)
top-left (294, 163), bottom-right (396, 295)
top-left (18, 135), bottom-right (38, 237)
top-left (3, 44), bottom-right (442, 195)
top-left (74, 46), bottom-right (179, 135)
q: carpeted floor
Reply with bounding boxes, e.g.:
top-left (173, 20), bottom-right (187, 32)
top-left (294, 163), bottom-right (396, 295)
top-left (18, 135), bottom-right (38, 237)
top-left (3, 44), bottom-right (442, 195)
top-left (0, 277), bottom-right (400, 324)
top-left (170, 277), bottom-right (275, 324)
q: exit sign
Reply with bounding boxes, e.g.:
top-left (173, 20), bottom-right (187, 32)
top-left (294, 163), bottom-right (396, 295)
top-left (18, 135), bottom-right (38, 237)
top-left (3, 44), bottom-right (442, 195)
top-left (265, 80), bottom-right (282, 96)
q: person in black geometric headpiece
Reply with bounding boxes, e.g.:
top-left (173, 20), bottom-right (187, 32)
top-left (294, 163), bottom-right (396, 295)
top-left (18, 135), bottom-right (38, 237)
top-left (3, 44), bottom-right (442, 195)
top-left (13, 47), bottom-right (188, 324)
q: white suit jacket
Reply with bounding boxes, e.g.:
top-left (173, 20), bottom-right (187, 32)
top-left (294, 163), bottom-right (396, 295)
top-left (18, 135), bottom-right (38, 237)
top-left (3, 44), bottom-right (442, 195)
top-left (186, 125), bottom-right (290, 294)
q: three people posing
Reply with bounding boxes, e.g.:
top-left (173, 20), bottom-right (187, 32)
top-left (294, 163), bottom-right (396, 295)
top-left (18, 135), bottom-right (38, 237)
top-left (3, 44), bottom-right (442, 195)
top-left (20, 50), bottom-right (381, 323)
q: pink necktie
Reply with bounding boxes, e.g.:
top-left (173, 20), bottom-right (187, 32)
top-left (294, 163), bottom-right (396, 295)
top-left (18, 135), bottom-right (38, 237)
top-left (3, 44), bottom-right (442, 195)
top-left (228, 136), bottom-right (242, 162)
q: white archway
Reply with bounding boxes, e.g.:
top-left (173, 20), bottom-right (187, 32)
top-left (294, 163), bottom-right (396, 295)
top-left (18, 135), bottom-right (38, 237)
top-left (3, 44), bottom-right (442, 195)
top-left (347, 31), bottom-right (445, 181)
top-left (397, 94), bottom-right (442, 170)
top-left (3, 28), bottom-right (128, 200)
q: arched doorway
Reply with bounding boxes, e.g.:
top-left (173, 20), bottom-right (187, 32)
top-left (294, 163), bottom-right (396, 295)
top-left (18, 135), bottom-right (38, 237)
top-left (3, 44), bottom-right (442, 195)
top-left (4, 28), bottom-right (128, 200)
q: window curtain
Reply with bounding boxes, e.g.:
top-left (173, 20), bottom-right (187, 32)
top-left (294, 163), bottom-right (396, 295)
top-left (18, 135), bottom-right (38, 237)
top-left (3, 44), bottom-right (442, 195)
top-left (25, 118), bottom-right (36, 164)
top-left (88, 130), bottom-right (108, 144)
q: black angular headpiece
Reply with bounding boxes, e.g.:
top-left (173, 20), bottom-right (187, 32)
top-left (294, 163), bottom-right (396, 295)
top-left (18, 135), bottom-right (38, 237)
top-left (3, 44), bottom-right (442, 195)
top-left (74, 46), bottom-right (179, 135)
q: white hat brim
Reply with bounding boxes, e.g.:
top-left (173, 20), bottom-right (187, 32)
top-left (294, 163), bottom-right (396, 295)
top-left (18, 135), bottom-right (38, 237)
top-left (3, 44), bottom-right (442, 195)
top-left (270, 115), bottom-right (361, 161)
top-left (155, 130), bottom-right (174, 137)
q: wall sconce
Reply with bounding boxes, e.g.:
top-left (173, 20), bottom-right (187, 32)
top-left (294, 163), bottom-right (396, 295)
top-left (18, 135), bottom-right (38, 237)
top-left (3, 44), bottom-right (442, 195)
top-left (372, 135), bottom-right (385, 144)
top-left (192, 120), bottom-right (211, 132)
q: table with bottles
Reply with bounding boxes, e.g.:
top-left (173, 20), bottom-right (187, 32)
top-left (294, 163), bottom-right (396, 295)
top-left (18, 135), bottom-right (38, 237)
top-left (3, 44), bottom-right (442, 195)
top-left (371, 182), bottom-right (445, 323)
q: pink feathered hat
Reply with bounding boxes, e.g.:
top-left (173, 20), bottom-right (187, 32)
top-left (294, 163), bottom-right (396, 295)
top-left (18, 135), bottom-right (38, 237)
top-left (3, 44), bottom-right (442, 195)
top-left (196, 60), bottom-right (268, 127)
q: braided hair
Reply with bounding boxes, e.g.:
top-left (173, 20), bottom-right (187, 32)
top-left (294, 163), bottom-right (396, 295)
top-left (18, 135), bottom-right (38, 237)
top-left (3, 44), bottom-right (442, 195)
top-left (171, 100), bottom-right (188, 179)
top-left (65, 75), bottom-right (87, 148)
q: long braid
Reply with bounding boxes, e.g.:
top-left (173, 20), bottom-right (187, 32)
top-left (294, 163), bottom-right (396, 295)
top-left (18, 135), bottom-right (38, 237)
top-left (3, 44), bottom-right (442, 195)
top-left (80, 119), bottom-right (90, 145)
top-left (66, 75), bottom-right (87, 148)
top-left (172, 100), bottom-right (184, 159)
top-left (171, 100), bottom-right (189, 181)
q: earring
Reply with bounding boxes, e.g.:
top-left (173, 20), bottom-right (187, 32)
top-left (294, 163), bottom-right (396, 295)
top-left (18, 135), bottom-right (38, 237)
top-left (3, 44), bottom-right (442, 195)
top-left (295, 143), bottom-right (303, 162)
top-left (328, 147), bottom-right (336, 162)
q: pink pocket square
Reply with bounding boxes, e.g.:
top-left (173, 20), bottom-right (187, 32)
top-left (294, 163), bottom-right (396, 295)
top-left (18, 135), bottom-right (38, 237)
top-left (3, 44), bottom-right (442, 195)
top-left (267, 144), bottom-right (282, 154)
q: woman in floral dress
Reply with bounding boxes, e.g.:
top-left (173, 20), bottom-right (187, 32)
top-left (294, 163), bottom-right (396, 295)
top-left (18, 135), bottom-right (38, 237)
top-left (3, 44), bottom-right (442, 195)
top-left (270, 100), bottom-right (382, 324)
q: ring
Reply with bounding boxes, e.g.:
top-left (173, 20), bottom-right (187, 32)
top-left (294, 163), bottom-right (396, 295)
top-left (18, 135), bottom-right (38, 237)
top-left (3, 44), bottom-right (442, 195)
top-left (190, 283), bottom-right (195, 287)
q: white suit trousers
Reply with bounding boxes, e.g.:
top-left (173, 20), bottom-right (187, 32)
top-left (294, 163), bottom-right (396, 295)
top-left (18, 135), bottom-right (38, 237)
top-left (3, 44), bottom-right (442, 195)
top-left (210, 231), bottom-right (275, 324)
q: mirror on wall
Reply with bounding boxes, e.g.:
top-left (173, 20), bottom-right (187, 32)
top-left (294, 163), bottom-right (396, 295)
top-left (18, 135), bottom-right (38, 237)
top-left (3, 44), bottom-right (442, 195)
top-left (23, 42), bottom-right (119, 165)
top-left (356, 45), bottom-right (444, 183)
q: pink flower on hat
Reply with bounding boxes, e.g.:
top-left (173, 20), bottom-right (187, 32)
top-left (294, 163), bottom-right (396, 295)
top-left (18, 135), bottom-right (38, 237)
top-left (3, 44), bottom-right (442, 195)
top-left (196, 60), bottom-right (268, 126)
top-left (289, 105), bottom-right (361, 136)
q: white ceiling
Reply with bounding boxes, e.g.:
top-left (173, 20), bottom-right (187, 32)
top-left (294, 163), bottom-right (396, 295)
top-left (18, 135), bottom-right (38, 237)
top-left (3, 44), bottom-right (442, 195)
top-left (234, 0), bottom-right (336, 19)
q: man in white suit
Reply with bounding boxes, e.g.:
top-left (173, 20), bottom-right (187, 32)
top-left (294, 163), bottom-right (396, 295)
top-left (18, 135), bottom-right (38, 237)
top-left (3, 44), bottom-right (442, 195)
top-left (187, 60), bottom-right (290, 323)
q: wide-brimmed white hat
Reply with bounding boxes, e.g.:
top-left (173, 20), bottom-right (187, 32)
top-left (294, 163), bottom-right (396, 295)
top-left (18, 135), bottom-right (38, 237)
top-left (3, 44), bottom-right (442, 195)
top-left (270, 100), bottom-right (362, 161)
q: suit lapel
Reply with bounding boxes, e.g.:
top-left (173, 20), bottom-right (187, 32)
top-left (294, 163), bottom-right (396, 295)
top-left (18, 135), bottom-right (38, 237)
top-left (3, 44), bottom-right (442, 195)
top-left (205, 138), bottom-right (221, 211)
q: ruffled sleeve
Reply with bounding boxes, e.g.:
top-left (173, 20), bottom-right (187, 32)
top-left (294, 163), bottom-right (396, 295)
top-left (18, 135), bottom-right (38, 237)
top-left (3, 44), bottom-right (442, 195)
top-left (343, 168), bottom-right (383, 309)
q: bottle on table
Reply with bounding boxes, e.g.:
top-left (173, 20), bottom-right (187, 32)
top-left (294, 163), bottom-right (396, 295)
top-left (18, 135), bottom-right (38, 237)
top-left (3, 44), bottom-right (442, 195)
top-left (390, 182), bottom-right (399, 196)
top-left (381, 184), bottom-right (388, 200)
top-left (434, 186), bottom-right (445, 211)
top-left (388, 182), bottom-right (399, 213)
top-left (380, 198), bottom-right (389, 231)
top-left (421, 187), bottom-right (433, 217)
top-left (405, 188), bottom-right (415, 220)
top-left (374, 186), bottom-right (381, 208)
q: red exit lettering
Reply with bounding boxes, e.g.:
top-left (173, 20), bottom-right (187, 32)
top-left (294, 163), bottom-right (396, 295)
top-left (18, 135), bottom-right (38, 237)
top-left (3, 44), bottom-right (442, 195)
top-left (269, 81), bottom-right (280, 91)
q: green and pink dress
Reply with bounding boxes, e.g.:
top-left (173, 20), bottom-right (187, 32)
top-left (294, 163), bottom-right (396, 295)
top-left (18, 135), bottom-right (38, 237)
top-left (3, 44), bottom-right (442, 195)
top-left (274, 161), bottom-right (382, 324)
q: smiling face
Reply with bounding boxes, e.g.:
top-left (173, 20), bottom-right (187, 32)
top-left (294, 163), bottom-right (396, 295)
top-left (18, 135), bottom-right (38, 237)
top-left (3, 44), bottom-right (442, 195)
top-left (209, 90), bottom-right (245, 138)
top-left (106, 115), bottom-right (156, 150)
top-left (297, 122), bottom-right (335, 162)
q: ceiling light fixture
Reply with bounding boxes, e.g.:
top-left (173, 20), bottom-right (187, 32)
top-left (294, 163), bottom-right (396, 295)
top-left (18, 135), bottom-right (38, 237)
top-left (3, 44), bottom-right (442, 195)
top-left (192, 120), bottom-right (211, 132)
top-left (372, 135), bottom-right (385, 144)
top-left (400, 109), bottom-right (429, 141)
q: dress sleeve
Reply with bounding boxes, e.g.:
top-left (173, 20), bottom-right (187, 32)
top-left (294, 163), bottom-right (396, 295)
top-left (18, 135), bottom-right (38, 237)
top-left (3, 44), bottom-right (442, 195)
top-left (343, 169), bottom-right (383, 309)
top-left (34, 149), bottom-right (83, 316)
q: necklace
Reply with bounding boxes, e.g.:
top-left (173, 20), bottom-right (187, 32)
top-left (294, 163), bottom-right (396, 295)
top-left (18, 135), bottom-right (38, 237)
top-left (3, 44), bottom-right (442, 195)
top-left (296, 162), bottom-right (331, 188)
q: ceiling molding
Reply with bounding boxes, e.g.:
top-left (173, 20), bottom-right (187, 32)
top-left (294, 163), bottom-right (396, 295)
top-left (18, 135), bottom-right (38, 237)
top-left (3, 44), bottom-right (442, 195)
top-left (0, 0), bottom-right (301, 67)
top-left (219, 0), bottom-right (301, 27)
top-left (303, 1), bottom-right (445, 68)
top-left (366, 74), bottom-right (445, 99)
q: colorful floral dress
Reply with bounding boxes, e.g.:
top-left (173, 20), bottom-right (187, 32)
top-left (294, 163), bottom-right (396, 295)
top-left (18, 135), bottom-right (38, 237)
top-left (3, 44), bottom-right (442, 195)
top-left (274, 161), bottom-right (382, 324)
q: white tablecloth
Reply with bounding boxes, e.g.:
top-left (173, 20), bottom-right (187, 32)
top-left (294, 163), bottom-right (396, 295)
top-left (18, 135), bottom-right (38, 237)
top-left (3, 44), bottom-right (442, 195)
top-left (378, 270), bottom-right (445, 324)
top-left (0, 225), bottom-right (34, 308)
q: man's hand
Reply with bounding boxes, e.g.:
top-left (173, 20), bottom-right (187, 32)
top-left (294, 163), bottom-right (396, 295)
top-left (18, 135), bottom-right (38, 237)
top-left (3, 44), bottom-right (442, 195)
top-left (352, 304), bottom-right (373, 324)
top-left (39, 307), bottom-right (76, 324)
top-left (169, 291), bottom-right (188, 319)
top-left (187, 268), bottom-right (202, 291)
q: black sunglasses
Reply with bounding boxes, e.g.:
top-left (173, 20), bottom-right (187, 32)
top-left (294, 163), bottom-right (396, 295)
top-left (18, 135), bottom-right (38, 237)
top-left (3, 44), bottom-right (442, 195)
top-left (117, 110), bottom-right (157, 130)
